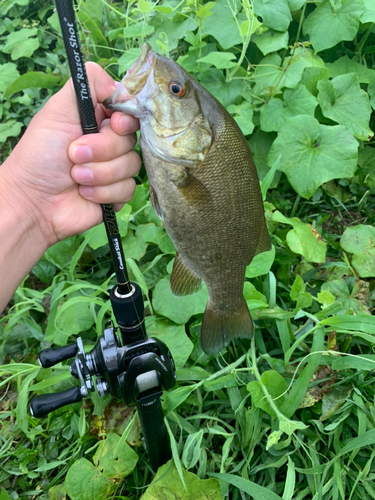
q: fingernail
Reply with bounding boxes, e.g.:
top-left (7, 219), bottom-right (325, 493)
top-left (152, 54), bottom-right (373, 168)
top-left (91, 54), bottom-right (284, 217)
top-left (119, 114), bottom-right (133, 133)
top-left (74, 167), bottom-right (93, 183)
top-left (80, 186), bottom-right (93, 198)
top-left (72, 145), bottom-right (93, 163)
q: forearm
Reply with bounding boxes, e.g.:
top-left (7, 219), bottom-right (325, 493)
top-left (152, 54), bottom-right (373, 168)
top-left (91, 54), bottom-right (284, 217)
top-left (0, 158), bottom-right (49, 313)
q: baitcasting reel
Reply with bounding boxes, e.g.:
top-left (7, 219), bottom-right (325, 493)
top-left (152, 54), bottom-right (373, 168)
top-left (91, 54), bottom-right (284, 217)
top-left (30, 282), bottom-right (176, 471)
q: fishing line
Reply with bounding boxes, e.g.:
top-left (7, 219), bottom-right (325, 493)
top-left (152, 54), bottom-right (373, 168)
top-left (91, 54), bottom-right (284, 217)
top-left (54, 0), bottom-right (131, 296)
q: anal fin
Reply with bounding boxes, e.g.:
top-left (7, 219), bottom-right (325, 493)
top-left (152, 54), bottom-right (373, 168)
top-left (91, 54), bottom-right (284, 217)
top-left (170, 253), bottom-right (202, 296)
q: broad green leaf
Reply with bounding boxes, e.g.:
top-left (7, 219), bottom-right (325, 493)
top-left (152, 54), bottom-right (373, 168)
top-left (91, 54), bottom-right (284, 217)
top-left (210, 473), bottom-right (282, 500)
top-left (201, 68), bottom-right (245, 107)
top-left (2, 28), bottom-right (40, 60)
top-left (142, 461), bottom-right (223, 500)
top-left (146, 316), bottom-right (194, 369)
top-left (122, 22), bottom-right (154, 38)
top-left (290, 275), bottom-right (313, 309)
top-left (55, 299), bottom-right (95, 345)
top-left (247, 370), bottom-right (287, 417)
top-left (136, 223), bottom-right (175, 254)
top-left (93, 433), bottom-right (138, 479)
top-left (320, 278), bottom-right (370, 315)
top-left (325, 56), bottom-right (375, 84)
top-left (287, 0), bottom-right (306, 11)
top-left (320, 383), bottom-right (353, 421)
top-left (368, 78), bottom-right (375, 110)
top-left (317, 290), bottom-right (335, 308)
top-left (253, 0), bottom-right (291, 32)
top-left (246, 246), bottom-right (275, 277)
top-left (1, 0), bottom-right (28, 15)
top-left (260, 85), bottom-right (317, 132)
top-left (268, 116), bottom-right (358, 199)
top-left (303, 0), bottom-right (365, 52)
top-left (84, 205), bottom-right (130, 250)
top-left (0, 120), bottom-right (22, 143)
top-left (32, 259), bottom-right (56, 284)
top-left (118, 48), bottom-right (141, 75)
top-left (148, 18), bottom-right (197, 52)
top-left (252, 29), bottom-right (289, 55)
top-left (318, 73), bottom-right (373, 141)
top-left (361, 0), bottom-right (375, 22)
top-left (227, 101), bottom-right (254, 136)
top-left (152, 277), bottom-right (208, 324)
top-left (0, 489), bottom-right (12, 500)
top-left (121, 231), bottom-right (148, 261)
top-left (248, 129), bottom-right (277, 182)
top-left (201, 0), bottom-right (244, 50)
top-left (340, 225), bottom-right (375, 278)
top-left (272, 211), bottom-right (326, 263)
top-left (0, 62), bottom-right (20, 92)
top-left (4, 72), bottom-right (61, 97)
top-left (197, 51), bottom-right (236, 69)
top-left (300, 67), bottom-right (329, 95)
top-left (65, 458), bottom-right (116, 500)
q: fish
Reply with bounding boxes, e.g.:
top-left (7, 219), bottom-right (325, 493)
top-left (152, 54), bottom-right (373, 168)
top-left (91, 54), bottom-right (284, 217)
top-left (103, 43), bottom-right (271, 355)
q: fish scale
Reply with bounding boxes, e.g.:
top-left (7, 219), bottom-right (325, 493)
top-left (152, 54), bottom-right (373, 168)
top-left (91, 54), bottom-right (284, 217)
top-left (104, 43), bottom-right (271, 354)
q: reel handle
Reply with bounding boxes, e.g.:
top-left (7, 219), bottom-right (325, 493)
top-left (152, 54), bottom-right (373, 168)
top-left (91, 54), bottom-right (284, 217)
top-left (39, 344), bottom-right (78, 368)
top-left (30, 386), bottom-right (83, 418)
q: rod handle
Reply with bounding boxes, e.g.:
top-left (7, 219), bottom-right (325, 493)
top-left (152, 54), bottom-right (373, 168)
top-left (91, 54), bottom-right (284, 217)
top-left (30, 386), bottom-right (83, 418)
top-left (38, 344), bottom-right (78, 368)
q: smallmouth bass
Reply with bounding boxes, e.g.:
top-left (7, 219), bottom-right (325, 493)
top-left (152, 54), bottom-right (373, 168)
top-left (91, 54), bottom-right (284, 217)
top-left (104, 43), bottom-right (271, 354)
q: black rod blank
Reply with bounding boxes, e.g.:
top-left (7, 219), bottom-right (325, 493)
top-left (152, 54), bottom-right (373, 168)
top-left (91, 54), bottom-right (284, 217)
top-left (55, 0), bottom-right (131, 295)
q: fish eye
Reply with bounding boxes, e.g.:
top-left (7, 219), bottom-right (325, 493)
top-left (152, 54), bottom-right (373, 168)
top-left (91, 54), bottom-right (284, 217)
top-left (168, 80), bottom-right (185, 97)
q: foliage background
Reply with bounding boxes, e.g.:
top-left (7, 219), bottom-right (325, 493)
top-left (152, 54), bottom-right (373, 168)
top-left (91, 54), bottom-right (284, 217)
top-left (1, 0), bottom-right (375, 499)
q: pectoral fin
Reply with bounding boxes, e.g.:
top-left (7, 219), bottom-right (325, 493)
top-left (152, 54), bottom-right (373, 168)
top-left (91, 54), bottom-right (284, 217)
top-left (149, 185), bottom-right (163, 220)
top-left (170, 253), bottom-right (202, 296)
top-left (169, 166), bottom-right (210, 204)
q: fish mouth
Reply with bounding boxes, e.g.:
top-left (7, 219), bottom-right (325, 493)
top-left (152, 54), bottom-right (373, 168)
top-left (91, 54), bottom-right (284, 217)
top-left (103, 43), bottom-right (156, 110)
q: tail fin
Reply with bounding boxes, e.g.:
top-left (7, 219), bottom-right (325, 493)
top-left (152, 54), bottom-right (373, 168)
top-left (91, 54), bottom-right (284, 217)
top-left (200, 298), bottom-right (253, 355)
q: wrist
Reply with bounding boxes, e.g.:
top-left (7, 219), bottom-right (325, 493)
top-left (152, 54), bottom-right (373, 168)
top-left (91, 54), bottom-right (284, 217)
top-left (0, 155), bottom-right (56, 249)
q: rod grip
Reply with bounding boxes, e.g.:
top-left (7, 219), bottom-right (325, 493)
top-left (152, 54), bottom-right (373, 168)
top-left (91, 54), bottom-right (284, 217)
top-left (30, 386), bottom-right (83, 418)
top-left (38, 344), bottom-right (78, 368)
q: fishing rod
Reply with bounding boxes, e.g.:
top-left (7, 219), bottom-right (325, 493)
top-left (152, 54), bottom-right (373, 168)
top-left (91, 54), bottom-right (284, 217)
top-left (29, 0), bottom-right (176, 472)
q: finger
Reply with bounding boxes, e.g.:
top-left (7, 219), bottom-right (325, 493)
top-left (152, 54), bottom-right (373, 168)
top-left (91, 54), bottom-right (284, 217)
top-left (71, 151), bottom-right (141, 186)
top-left (111, 112), bottom-right (140, 135)
top-left (68, 119), bottom-right (137, 164)
top-left (79, 178), bottom-right (136, 204)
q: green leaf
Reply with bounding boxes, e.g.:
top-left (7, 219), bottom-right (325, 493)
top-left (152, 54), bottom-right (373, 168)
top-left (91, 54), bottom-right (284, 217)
top-left (272, 211), bottom-right (327, 263)
top-left (268, 116), bottom-right (358, 199)
top-left (287, 0), bottom-right (306, 11)
top-left (283, 457), bottom-right (296, 500)
top-left (149, 18), bottom-right (197, 53)
top-left (248, 129), bottom-right (276, 182)
top-left (4, 72), bottom-right (61, 97)
top-left (317, 290), bottom-right (335, 308)
top-left (121, 231), bottom-right (148, 261)
top-left (201, 68), bottom-right (245, 107)
top-left (227, 101), bottom-right (254, 136)
top-left (152, 277), bottom-right (208, 324)
top-left (0, 119), bottom-right (22, 143)
top-left (84, 205), bottom-right (130, 250)
top-left (123, 22), bottom-right (154, 38)
top-left (201, 0), bottom-right (243, 50)
top-left (260, 85), bottom-right (318, 132)
top-left (317, 73), bottom-right (373, 141)
top-left (252, 29), bottom-right (289, 55)
top-left (118, 48), bottom-right (141, 75)
top-left (0, 62), bottom-right (20, 92)
top-left (325, 56), bottom-right (375, 84)
top-left (247, 370), bottom-right (287, 417)
top-left (290, 275), bottom-right (313, 310)
top-left (210, 473), bottom-right (282, 500)
top-left (303, 0), bottom-right (365, 52)
top-left (163, 385), bottom-right (198, 415)
top-left (77, 11), bottom-right (111, 59)
top-left (0, 489), bottom-right (12, 500)
top-left (142, 461), bottom-right (224, 500)
top-left (368, 78), bottom-right (375, 110)
top-left (360, 0), bottom-right (375, 22)
top-left (182, 430), bottom-right (204, 470)
top-left (2, 28), bottom-right (40, 60)
top-left (146, 316), bottom-right (194, 369)
top-left (93, 433), bottom-right (138, 479)
top-left (197, 51), bottom-right (236, 69)
top-left (65, 458), bottom-right (116, 500)
top-left (300, 67), bottom-right (329, 95)
top-left (32, 260), bottom-right (56, 284)
top-left (332, 354), bottom-right (375, 372)
top-left (246, 246), bottom-right (275, 278)
top-left (16, 370), bottom-right (39, 435)
top-left (136, 223), bottom-right (175, 254)
top-left (55, 299), bottom-right (95, 345)
top-left (253, 0), bottom-right (292, 31)
top-left (340, 225), bottom-right (375, 278)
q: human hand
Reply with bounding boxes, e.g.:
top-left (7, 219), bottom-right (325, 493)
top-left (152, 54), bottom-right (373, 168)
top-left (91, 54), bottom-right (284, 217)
top-left (0, 62), bottom-right (140, 247)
